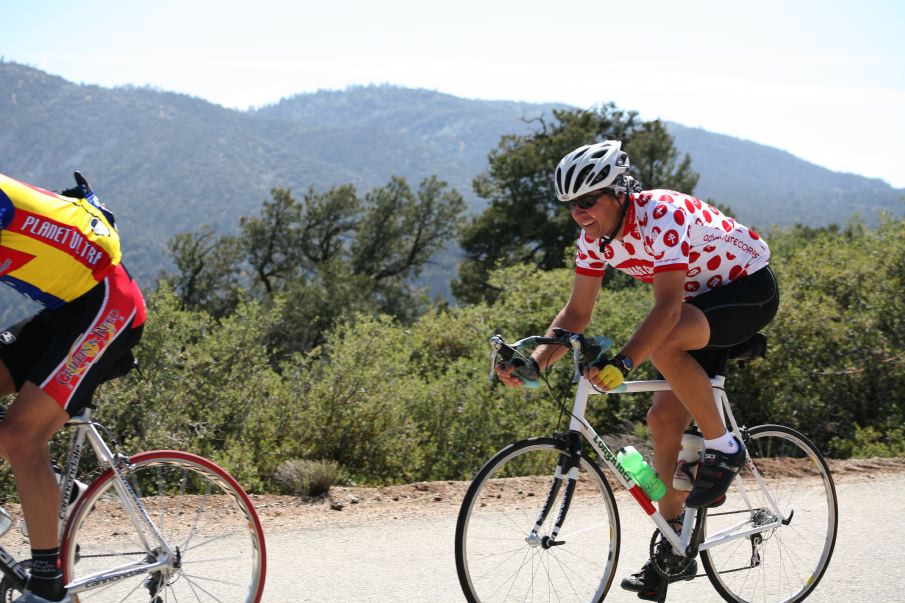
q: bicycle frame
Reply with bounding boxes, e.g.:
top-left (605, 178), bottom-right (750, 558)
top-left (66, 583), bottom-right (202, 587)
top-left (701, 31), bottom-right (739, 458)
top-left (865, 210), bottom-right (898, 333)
top-left (60, 409), bottom-right (181, 595)
top-left (565, 374), bottom-right (789, 558)
top-left (0, 410), bottom-right (178, 596)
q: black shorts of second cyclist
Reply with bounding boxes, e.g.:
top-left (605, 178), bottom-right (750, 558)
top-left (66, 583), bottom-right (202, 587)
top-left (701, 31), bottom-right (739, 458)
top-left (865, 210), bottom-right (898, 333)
top-left (680, 266), bottom-right (779, 377)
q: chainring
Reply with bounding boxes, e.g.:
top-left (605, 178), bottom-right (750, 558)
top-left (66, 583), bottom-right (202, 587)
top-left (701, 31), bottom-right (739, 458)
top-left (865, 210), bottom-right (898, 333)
top-left (648, 528), bottom-right (695, 579)
top-left (0, 560), bottom-right (30, 603)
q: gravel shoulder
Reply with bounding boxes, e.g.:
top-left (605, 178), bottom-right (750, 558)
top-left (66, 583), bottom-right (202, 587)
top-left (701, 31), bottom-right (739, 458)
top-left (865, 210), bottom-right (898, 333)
top-left (253, 456), bottom-right (905, 530)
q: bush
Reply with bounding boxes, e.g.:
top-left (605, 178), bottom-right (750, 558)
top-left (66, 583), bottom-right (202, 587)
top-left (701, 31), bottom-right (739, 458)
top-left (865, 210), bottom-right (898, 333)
top-left (274, 459), bottom-right (343, 497)
top-left (829, 425), bottom-right (905, 459)
top-left (6, 215), bottom-right (896, 500)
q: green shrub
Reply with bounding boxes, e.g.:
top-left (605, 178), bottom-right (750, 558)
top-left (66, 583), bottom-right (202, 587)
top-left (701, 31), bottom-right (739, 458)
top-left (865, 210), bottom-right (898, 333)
top-left (829, 425), bottom-right (905, 458)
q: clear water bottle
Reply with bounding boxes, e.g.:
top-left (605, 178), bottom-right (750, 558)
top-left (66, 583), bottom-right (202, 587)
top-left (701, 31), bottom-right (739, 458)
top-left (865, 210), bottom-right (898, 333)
top-left (617, 446), bottom-right (666, 501)
top-left (0, 507), bottom-right (11, 538)
top-left (673, 429), bottom-right (705, 492)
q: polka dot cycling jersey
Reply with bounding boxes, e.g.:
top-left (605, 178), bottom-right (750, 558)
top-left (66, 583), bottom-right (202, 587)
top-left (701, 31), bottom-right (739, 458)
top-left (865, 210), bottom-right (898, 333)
top-left (574, 189), bottom-right (770, 297)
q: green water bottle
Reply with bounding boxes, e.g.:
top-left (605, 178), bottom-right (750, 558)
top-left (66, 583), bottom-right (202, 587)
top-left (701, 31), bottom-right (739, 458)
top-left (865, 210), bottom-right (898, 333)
top-left (617, 446), bottom-right (666, 501)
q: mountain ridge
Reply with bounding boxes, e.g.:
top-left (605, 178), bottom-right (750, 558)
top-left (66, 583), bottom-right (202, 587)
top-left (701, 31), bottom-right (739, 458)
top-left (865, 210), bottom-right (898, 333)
top-left (0, 61), bottom-right (902, 321)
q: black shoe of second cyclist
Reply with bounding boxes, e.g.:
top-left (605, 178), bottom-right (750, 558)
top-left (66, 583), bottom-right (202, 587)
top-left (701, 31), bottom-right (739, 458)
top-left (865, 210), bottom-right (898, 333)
top-left (685, 437), bottom-right (746, 508)
top-left (620, 556), bottom-right (697, 598)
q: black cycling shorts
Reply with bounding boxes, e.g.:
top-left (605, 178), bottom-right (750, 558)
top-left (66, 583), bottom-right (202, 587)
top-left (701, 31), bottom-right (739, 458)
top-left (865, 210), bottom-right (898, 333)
top-left (685, 265), bottom-right (779, 376)
top-left (0, 264), bottom-right (145, 417)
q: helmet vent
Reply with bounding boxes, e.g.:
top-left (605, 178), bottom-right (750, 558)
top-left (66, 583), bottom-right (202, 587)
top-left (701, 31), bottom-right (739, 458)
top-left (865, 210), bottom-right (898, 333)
top-left (591, 165), bottom-right (611, 186)
top-left (564, 165), bottom-right (576, 193)
top-left (576, 165), bottom-right (594, 189)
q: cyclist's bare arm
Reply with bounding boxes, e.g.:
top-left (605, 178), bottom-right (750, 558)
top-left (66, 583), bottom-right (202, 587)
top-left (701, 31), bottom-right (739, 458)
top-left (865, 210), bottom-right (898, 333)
top-left (617, 269), bottom-right (687, 366)
top-left (495, 272), bottom-right (603, 386)
top-left (538, 273), bottom-right (604, 367)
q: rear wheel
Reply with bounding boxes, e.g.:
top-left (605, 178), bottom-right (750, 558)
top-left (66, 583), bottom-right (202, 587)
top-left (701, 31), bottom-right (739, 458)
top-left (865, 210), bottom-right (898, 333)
top-left (700, 424), bottom-right (837, 603)
top-left (61, 451), bottom-right (266, 602)
top-left (455, 437), bottom-right (621, 602)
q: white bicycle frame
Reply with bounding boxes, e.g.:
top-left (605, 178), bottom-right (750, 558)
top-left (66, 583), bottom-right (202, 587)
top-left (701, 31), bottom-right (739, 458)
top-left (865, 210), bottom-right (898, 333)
top-left (569, 375), bottom-right (789, 558)
top-left (57, 410), bottom-right (177, 595)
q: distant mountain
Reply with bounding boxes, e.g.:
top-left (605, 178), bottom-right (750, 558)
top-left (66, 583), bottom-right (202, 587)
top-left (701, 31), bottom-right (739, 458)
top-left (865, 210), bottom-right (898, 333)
top-left (1, 60), bottom-right (902, 322)
top-left (666, 123), bottom-right (903, 227)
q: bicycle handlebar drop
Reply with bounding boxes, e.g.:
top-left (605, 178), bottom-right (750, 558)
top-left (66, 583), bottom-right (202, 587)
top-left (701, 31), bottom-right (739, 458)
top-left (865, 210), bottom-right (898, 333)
top-left (489, 330), bottom-right (613, 386)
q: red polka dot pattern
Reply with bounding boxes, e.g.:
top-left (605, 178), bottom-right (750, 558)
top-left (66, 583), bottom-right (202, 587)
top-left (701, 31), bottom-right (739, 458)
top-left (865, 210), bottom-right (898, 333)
top-left (574, 189), bottom-right (770, 296)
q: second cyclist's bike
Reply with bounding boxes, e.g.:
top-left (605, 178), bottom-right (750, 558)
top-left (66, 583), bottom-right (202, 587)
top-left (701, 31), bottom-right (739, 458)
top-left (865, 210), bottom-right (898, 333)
top-left (455, 329), bottom-right (837, 603)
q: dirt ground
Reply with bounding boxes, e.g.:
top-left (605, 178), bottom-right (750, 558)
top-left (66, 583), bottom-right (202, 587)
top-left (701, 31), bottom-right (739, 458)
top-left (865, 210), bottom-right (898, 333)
top-left (1, 457), bottom-right (900, 537)
top-left (252, 456), bottom-right (905, 530)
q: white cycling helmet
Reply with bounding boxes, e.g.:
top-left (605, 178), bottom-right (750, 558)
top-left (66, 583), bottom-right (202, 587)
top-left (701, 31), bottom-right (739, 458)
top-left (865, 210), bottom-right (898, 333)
top-left (553, 140), bottom-right (631, 202)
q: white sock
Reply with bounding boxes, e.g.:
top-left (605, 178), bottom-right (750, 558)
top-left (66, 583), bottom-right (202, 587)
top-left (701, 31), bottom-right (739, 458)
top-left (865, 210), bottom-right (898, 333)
top-left (705, 431), bottom-right (738, 454)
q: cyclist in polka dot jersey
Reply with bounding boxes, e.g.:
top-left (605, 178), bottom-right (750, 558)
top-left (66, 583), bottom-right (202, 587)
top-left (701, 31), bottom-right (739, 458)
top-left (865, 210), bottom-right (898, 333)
top-left (575, 189), bottom-right (770, 296)
top-left (495, 141), bottom-right (779, 599)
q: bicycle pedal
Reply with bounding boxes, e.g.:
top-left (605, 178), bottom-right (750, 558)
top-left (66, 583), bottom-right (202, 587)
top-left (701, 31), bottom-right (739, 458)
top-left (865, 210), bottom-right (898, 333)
top-left (637, 586), bottom-right (668, 602)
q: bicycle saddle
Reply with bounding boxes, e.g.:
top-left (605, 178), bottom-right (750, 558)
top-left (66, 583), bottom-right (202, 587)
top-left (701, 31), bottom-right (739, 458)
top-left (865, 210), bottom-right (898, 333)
top-left (727, 333), bottom-right (767, 361)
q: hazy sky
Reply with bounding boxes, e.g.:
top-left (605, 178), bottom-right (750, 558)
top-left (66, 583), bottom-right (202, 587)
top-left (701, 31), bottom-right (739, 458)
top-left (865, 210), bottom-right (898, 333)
top-left (3, 0), bottom-right (903, 187)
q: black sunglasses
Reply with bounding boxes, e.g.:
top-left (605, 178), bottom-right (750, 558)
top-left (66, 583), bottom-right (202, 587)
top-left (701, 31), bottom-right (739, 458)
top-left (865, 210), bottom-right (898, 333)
top-left (566, 192), bottom-right (605, 211)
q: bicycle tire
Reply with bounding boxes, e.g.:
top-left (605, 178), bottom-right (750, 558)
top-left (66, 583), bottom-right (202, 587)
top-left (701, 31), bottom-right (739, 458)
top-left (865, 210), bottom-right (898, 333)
top-left (455, 437), bottom-right (620, 603)
top-left (700, 424), bottom-right (838, 603)
top-left (60, 450), bottom-right (267, 602)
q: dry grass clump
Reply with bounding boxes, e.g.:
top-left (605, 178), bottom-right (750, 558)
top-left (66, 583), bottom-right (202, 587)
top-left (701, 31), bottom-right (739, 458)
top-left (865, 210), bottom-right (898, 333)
top-left (274, 459), bottom-right (343, 497)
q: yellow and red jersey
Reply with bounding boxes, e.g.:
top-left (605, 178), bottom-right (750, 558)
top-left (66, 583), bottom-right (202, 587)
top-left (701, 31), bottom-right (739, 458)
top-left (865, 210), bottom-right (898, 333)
top-left (0, 173), bottom-right (122, 308)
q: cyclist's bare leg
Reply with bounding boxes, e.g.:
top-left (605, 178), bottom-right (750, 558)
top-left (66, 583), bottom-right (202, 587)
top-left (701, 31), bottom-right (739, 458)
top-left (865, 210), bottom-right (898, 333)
top-left (649, 305), bottom-right (725, 440)
top-left (648, 390), bottom-right (692, 521)
top-left (0, 360), bottom-right (14, 396)
top-left (0, 382), bottom-right (69, 548)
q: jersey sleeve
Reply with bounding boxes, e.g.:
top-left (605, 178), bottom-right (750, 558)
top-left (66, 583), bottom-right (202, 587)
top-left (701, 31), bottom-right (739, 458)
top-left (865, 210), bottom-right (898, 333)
top-left (647, 201), bottom-right (691, 274)
top-left (574, 230), bottom-right (606, 277)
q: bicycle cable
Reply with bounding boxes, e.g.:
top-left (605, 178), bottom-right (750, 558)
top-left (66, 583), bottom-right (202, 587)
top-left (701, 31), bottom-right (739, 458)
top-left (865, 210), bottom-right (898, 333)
top-left (508, 345), bottom-right (585, 432)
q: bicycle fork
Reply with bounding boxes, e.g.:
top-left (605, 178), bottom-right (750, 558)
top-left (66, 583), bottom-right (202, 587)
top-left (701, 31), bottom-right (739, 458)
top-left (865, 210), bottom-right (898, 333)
top-left (526, 432), bottom-right (583, 549)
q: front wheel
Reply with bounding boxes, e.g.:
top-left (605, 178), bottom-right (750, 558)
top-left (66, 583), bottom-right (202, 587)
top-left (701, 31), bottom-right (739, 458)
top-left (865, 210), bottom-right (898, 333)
top-left (455, 437), bottom-right (620, 603)
top-left (60, 451), bottom-right (267, 602)
top-left (700, 424), bottom-right (838, 603)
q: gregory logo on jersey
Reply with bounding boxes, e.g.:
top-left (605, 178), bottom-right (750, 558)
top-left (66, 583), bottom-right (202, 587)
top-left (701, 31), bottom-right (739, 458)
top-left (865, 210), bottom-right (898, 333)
top-left (56, 309), bottom-right (125, 389)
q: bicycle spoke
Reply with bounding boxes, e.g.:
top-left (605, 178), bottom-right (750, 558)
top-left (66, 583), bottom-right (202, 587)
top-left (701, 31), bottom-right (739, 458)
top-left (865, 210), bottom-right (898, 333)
top-left (456, 439), bottom-right (619, 602)
top-left (180, 571), bottom-right (247, 588)
top-left (177, 575), bottom-right (223, 602)
top-left (62, 454), bottom-right (265, 602)
top-left (701, 425), bottom-right (837, 603)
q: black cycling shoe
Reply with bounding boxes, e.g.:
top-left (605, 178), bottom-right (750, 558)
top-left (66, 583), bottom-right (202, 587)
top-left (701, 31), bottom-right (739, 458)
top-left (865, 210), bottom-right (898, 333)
top-left (685, 438), bottom-right (747, 508)
top-left (620, 554), bottom-right (698, 594)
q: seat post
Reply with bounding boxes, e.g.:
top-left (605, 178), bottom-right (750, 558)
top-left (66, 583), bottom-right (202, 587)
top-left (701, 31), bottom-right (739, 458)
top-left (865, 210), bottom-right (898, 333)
top-left (714, 349), bottom-right (731, 379)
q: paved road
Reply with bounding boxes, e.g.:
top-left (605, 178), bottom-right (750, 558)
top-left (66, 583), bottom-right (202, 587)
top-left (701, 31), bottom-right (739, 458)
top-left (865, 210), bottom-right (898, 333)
top-left (265, 474), bottom-right (903, 602)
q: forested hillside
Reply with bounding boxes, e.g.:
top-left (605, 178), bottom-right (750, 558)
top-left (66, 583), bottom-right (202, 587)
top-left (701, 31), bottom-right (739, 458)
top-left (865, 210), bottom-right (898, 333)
top-left (667, 123), bottom-right (902, 226)
top-left (67, 216), bottom-right (905, 493)
top-left (0, 61), bottom-right (902, 494)
top-left (1, 60), bottom-right (900, 284)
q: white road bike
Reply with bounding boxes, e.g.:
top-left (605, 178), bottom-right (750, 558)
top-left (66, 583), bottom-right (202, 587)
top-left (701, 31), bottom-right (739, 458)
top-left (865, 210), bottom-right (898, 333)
top-left (0, 406), bottom-right (267, 602)
top-left (455, 329), bottom-right (837, 603)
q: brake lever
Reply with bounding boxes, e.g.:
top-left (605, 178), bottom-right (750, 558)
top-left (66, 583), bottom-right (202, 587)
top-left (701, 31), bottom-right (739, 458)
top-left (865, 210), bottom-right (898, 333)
top-left (572, 347), bottom-right (582, 383)
top-left (488, 335), bottom-right (503, 381)
top-left (568, 334), bottom-right (583, 383)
